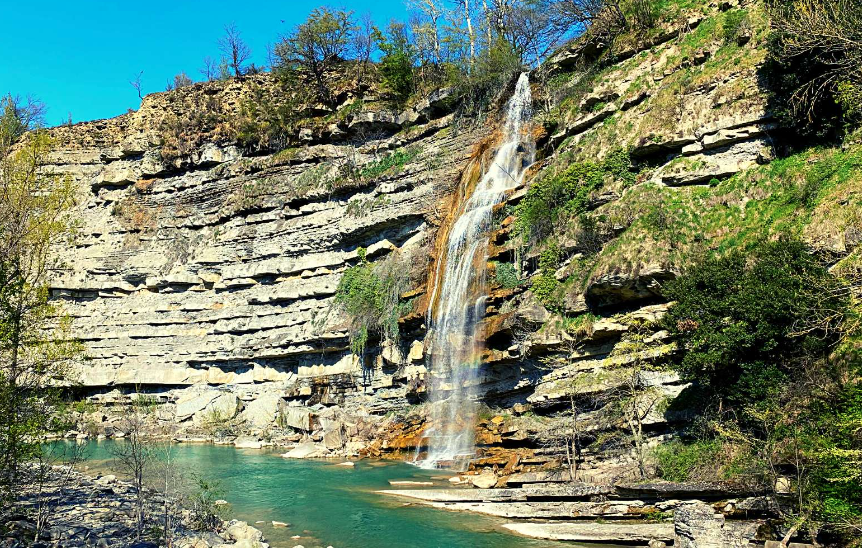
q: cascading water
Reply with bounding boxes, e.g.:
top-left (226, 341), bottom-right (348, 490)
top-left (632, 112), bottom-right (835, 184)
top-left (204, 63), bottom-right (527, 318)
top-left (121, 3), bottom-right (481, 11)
top-left (415, 73), bottom-right (535, 469)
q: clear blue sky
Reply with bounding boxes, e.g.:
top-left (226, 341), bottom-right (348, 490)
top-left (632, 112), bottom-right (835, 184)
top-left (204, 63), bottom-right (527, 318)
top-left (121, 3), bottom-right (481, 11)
top-left (0, 1), bottom-right (411, 126)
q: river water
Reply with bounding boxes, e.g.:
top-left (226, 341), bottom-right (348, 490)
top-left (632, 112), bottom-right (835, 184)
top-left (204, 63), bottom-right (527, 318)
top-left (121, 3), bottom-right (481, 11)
top-left (67, 441), bottom-right (595, 548)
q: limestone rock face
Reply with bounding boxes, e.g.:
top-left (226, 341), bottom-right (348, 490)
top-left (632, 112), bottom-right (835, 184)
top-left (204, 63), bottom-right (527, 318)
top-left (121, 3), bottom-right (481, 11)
top-left (51, 5), bottom-right (823, 515)
top-left (45, 72), bottom-right (478, 424)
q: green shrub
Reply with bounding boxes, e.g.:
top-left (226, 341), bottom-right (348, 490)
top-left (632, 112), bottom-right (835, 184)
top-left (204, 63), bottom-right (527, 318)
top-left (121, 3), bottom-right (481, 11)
top-left (374, 21), bottom-right (414, 101)
top-left (837, 81), bottom-right (862, 130)
top-left (199, 407), bottom-right (241, 439)
top-left (722, 9), bottom-right (748, 44)
top-left (531, 241), bottom-right (564, 309)
top-left (654, 440), bottom-right (723, 481)
top-left (449, 38), bottom-right (523, 118)
top-left (233, 88), bottom-right (299, 152)
top-left (662, 238), bottom-right (845, 406)
top-left (494, 262), bottom-right (520, 289)
top-left (515, 149), bottom-right (634, 244)
top-left (359, 147), bottom-right (418, 180)
top-left (71, 399), bottom-right (96, 415)
top-left (333, 248), bottom-right (414, 356)
top-left (561, 312), bottom-right (600, 337)
top-left (806, 380), bottom-right (862, 525)
top-left (187, 475), bottom-right (225, 532)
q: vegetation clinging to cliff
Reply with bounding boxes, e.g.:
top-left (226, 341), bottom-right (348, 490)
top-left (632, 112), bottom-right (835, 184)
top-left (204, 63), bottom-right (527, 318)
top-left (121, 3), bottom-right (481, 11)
top-left (333, 248), bottom-right (416, 357)
top-left (514, 148), bottom-right (634, 246)
top-left (659, 239), bottom-right (861, 535)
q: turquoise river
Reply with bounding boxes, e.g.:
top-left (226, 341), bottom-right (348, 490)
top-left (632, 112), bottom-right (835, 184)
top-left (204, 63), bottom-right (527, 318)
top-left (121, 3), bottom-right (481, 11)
top-left (66, 441), bottom-right (606, 548)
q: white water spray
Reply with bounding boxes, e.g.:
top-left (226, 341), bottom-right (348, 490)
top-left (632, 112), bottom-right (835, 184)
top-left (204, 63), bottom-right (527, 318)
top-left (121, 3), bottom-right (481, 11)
top-left (415, 73), bottom-right (535, 469)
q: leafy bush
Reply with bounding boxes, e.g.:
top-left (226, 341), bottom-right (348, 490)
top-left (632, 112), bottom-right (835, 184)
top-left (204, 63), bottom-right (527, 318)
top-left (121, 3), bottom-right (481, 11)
top-left (531, 241), bottom-right (564, 309)
top-left (158, 96), bottom-right (225, 163)
top-left (561, 312), bottom-right (600, 337)
top-left (71, 399), bottom-right (96, 415)
top-left (722, 9), bottom-right (749, 44)
top-left (374, 21), bottom-right (414, 100)
top-left (662, 238), bottom-right (844, 406)
top-left (805, 380), bottom-right (862, 525)
top-left (187, 475), bottom-right (225, 531)
top-left (199, 407), bottom-right (242, 439)
top-left (233, 90), bottom-right (299, 152)
top-left (494, 262), bottom-right (520, 289)
top-left (333, 248), bottom-right (415, 356)
top-left (449, 38), bottom-right (524, 118)
top-left (654, 440), bottom-right (723, 481)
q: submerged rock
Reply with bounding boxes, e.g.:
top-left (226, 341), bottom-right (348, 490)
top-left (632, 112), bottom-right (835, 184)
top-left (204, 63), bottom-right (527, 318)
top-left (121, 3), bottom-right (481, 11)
top-left (281, 442), bottom-right (327, 459)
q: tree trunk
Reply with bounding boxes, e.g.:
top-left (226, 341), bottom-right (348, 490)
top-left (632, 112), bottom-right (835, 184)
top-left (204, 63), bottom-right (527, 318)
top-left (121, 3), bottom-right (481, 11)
top-left (464, 0), bottom-right (476, 64)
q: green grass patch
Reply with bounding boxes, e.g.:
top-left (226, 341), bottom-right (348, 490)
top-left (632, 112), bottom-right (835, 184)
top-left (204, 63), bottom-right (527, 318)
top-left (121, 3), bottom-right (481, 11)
top-left (360, 147), bottom-right (419, 180)
top-left (581, 143), bottom-right (862, 284)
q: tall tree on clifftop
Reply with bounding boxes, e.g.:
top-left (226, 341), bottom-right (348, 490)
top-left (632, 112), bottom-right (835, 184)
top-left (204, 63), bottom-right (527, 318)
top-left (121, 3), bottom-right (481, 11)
top-left (273, 7), bottom-right (355, 106)
top-left (218, 23), bottom-right (252, 77)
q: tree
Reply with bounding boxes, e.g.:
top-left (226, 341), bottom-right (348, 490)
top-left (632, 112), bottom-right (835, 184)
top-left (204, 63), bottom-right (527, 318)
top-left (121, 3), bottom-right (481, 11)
top-left (603, 320), bottom-right (664, 479)
top-left (165, 72), bottom-right (193, 91)
top-left (273, 7), bottom-right (355, 106)
top-left (353, 12), bottom-right (375, 87)
top-left (153, 441), bottom-right (181, 547)
top-left (218, 23), bottom-right (252, 77)
top-left (130, 71), bottom-right (144, 100)
top-left (409, 0), bottom-right (445, 65)
top-left (662, 239), bottom-right (845, 408)
top-left (460, 0), bottom-right (477, 64)
top-left (111, 395), bottom-right (156, 539)
top-left (374, 21), bottom-right (416, 100)
top-left (488, 0), bottom-right (571, 66)
top-left (0, 95), bottom-right (45, 155)
top-left (0, 97), bottom-right (78, 509)
top-left (200, 56), bottom-right (218, 81)
top-left (766, 0), bottom-right (862, 136)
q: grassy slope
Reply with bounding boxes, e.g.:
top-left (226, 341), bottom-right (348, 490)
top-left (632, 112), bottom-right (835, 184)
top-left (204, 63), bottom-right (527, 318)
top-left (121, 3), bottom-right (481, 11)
top-left (531, 0), bottom-right (861, 294)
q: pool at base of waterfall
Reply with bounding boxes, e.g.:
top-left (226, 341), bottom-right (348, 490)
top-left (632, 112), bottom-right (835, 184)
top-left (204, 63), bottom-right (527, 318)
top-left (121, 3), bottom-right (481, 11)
top-left (63, 440), bottom-right (617, 548)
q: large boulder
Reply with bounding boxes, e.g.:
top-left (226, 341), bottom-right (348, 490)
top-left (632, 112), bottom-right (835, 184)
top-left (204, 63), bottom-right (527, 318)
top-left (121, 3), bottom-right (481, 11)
top-left (471, 470), bottom-right (498, 489)
top-left (281, 406), bottom-right (314, 432)
top-left (176, 391), bottom-right (242, 424)
top-left (224, 520), bottom-right (264, 542)
top-left (175, 392), bottom-right (219, 421)
top-left (195, 393), bottom-right (242, 424)
top-left (281, 442), bottom-right (327, 459)
top-left (674, 502), bottom-right (760, 548)
top-left (322, 428), bottom-right (344, 450)
top-left (242, 393), bottom-right (283, 428)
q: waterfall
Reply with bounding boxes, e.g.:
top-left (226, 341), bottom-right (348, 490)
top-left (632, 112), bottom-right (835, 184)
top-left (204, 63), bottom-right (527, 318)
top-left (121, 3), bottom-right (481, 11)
top-left (416, 73), bottom-right (535, 469)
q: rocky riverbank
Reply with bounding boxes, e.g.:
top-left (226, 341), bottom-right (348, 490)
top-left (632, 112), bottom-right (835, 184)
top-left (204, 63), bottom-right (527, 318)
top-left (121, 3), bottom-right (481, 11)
top-left (380, 481), bottom-right (785, 547)
top-left (4, 466), bottom-right (271, 548)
